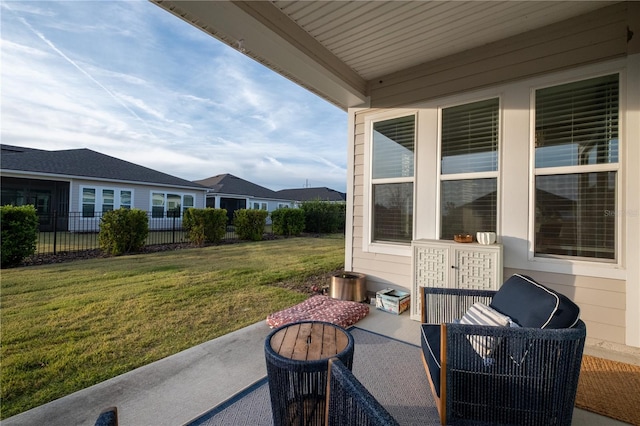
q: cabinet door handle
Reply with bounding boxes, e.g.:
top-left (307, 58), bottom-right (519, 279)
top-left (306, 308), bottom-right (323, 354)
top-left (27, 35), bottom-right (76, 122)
top-left (451, 265), bottom-right (458, 269)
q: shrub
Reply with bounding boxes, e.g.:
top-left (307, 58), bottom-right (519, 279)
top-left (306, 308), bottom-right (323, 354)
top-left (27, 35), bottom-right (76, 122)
top-left (183, 208), bottom-right (227, 245)
top-left (271, 208), bottom-right (305, 237)
top-left (98, 208), bottom-right (149, 255)
top-left (300, 200), bottom-right (346, 233)
top-left (1, 205), bottom-right (38, 268)
top-left (234, 209), bottom-right (268, 241)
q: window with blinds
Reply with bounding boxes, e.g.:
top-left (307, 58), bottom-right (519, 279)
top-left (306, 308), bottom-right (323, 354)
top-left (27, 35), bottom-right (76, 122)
top-left (371, 115), bottom-right (415, 243)
top-left (440, 98), bottom-right (499, 239)
top-left (534, 74), bottom-right (618, 260)
top-left (82, 188), bottom-right (96, 218)
top-left (102, 189), bottom-right (115, 213)
top-left (442, 98), bottom-right (499, 174)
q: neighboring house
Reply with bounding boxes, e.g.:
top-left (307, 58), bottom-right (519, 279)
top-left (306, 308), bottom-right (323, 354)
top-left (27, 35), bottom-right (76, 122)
top-left (194, 174), bottom-right (294, 223)
top-left (154, 1), bottom-right (640, 350)
top-left (0, 145), bottom-right (207, 231)
top-left (276, 187), bottom-right (346, 206)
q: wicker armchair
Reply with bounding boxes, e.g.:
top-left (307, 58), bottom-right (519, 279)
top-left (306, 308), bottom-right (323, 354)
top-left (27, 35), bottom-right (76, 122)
top-left (325, 358), bottom-right (399, 426)
top-left (420, 275), bottom-right (586, 425)
top-left (94, 407), bottom-right (118, 426)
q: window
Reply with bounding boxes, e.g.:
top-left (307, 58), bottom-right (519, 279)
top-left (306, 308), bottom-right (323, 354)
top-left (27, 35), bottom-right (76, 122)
top-left (120, 191), bottom-right (132, 209)
top-left (167, 193), bottom-right (181, 218)
top-left (81, 187), bottom-right (133, 217)
top-left (152, 193), bottom-right (165, 218)
top-left (371, 115), bottom-right (415, 243)
top-left (102, 189), bottom-right (114, 213)
top-left (439, 98), bottom-right (499, 239)
top-left (534, 74), bottom-right (618, 260)
top-left (82, 188), bottom-right (96, 217)
top-left (151, 192), bottom-right (196, 218)
top-left (183, 195), bottom-right (194, 215)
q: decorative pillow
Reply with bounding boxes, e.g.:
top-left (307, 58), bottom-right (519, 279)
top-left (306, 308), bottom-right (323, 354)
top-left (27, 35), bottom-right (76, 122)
top-left (459, 302), bottom-right (511, 359)
top-left (490, 274), bottom-right (580, 329)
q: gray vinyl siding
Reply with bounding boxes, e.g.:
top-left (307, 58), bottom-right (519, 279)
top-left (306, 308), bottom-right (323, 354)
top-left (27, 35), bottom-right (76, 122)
top-left (368, 2), bottom-right (632, 108)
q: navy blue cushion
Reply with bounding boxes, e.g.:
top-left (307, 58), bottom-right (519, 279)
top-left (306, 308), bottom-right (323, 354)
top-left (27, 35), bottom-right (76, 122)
top-left (490, 274), bottom-right (580, 329)
top-left (420, 324), bottom-right (441, 398)
top-left (94, 408), bottom-right (117, 426)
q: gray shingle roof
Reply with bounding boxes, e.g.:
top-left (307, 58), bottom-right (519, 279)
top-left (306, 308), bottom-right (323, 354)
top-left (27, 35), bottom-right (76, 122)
top-left (1, 145), bottom-right (205, 189)
top-left (194, 174), bottom-right (281, 199)
top-left (276, 187), bottom-right (346, 202)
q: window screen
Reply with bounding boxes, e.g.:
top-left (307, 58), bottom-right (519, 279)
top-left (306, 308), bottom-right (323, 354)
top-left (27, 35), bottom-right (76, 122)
top-left (534, 74), bottom-right (618, 260)
top-left (441, 179), bottom-right (497, 238)
top-left (82, 188), bottom-right (95, 218)
top-left (373, 116), bottom-right (415, 179)
top-left (442, 98), bottom-right (499, 174)
top-left (536, 74), bottom-right (618, 168)
top-left (440, 99), bottom-right (499, 239)
top-left (371, 115), bottom-right (415, 243)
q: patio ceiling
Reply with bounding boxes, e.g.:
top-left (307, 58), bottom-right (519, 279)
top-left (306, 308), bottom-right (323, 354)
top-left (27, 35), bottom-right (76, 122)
top-left (152, 1), bottom-right (620, 109)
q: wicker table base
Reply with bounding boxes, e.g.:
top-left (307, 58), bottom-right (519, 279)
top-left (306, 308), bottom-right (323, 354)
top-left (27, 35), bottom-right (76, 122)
top-left (264, 321), bottom-right (354, 426)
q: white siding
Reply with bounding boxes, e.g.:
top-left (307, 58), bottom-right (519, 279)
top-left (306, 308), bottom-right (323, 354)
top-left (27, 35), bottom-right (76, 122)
top-left (348, 56), bottom-right (639, 347)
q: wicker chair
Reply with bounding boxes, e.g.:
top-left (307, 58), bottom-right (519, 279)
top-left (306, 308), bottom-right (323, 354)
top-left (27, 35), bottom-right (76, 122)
top-left (420, 275), bottom-right (586, 425)
top-left (94, 407), bottom-right (118, 426)
top-left (325, 358), bottom-right (399, 426)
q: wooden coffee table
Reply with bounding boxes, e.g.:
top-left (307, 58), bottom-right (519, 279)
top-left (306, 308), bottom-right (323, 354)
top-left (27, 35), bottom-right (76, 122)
top-left (265, 321), bottom-right (354, 426)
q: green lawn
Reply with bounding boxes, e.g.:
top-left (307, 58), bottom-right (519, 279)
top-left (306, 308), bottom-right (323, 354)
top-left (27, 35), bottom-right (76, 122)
top-left (0, 235), bottom-right (345, 419)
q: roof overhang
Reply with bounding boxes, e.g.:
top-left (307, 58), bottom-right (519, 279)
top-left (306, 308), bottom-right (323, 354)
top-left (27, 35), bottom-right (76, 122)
top-left (152, 0), bottom-right (369, 109)
top-left (151, 1), bottom-right (637, 110)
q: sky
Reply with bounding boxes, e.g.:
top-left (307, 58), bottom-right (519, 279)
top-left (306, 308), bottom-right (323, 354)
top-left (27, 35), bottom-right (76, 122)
top-left (1, 0), bottom-right (348, 192)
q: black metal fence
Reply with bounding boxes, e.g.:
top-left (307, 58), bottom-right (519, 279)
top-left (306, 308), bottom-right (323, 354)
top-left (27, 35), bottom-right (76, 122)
top-left (35, 211), bottom-right (237, 256)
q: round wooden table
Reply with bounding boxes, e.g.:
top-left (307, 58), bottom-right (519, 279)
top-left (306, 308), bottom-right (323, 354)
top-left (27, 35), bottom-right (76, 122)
top-left (264, 321), bottom-right (354, 426)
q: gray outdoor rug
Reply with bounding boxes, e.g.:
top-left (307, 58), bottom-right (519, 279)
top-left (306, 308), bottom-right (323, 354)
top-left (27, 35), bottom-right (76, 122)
top-left (187, 327), bottom-right (440, 425)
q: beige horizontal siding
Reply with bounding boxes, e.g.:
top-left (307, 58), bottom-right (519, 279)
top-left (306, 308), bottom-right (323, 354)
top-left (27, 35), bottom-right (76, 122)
top-left (504, 268), bottom-right (626, 345)
top-left (369, 2), bottom-right (630, 108)
top-left (352, 254), bottom-right (412, 292)
top-left (349, 109), bottom-right (413, 292)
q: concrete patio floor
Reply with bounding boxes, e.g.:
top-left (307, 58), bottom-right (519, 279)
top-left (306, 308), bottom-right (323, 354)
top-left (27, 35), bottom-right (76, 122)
top-left (3, 307), bottom-right (638, 426)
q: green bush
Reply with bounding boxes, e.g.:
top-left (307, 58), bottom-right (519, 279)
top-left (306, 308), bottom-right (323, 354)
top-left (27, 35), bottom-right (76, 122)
top-left (98, 208), bottom-right (149, 255)
top-left (234, 209), bottom-right (268, 241)
top-left (271, 208), bottom-right (306, 237)
top-left (1, 205), bottom-right (38, 268)
top-left (300, 200), bottom-right (346, 233)
top-left (183, 208), bottom-right (227, 245)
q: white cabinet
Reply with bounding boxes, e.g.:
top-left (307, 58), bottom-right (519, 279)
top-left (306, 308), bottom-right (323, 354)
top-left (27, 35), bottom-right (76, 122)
top-left (410, 239), bottom-right (503, 320)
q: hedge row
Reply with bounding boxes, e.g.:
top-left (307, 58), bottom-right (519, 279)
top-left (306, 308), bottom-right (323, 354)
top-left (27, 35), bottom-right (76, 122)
top-left (1, 202), bottom-right (345, 267)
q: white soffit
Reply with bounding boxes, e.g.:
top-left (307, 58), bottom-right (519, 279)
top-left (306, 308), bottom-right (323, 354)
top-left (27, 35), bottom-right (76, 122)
top-left (274, 1), bottom-right (617, 80)
top-left (152, 1), bottom-right (619, 109)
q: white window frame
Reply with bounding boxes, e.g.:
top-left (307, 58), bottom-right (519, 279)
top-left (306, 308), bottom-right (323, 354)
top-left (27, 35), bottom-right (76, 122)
top-left (527, 69), bottom-right (625, 272)
top-left (436, 97), bottom-right (502, 240)
top-left (362, 109), bottom-right (418, 256)
top-left (150, 192), bottom-right (196, 218)
top-left (79, 185), bottom-right (135, 217)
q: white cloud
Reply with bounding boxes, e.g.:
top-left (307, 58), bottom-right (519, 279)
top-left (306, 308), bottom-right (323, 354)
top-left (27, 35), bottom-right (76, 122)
top-left (1, 0), bottom-right (348, 192)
